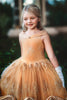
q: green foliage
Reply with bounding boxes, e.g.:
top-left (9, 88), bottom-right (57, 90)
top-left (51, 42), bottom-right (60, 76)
top-left (0, 3), bottom-right (13, 36)
top-left (0, 36), bottom-right (20, 76)
top-left (47, 1), bottom-right (67, 26)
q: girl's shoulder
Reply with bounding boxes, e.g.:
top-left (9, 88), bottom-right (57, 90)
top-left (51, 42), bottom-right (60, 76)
top-left (41, 30), bottom-right (51, 42)
top-left (40, 30), bottom-right (50, 41)
top-left (41, 29), bottom-right (49, 37)
top-left (19, 30), bottom-right (25, 41)
top-left (19, 30), bottom-right (25, 37)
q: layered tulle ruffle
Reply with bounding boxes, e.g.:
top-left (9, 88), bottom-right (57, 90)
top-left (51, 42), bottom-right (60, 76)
top-left (0, 57), bottom-right (67, 100)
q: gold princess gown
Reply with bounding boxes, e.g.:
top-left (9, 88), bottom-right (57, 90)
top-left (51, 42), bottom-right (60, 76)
top-left (0, 33), bottom-right (67, 100)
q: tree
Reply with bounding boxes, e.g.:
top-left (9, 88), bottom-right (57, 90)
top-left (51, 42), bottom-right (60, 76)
top-left (18, 0), bottom-right (23, 27)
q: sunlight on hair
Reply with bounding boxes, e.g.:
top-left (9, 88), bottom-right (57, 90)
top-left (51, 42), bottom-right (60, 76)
top-left (23, 0), bottom-right (34, 6)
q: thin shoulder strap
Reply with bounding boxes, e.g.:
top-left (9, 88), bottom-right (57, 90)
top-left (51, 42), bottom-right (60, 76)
top-left (31, 31), bottom-right (48, 38)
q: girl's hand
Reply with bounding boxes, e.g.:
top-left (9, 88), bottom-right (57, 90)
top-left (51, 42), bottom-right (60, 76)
top-left (55, 66), bottom-right (65, 87)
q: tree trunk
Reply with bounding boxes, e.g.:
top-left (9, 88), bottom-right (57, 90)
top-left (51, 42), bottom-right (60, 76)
top-left (18, 0), bottom-right (23, 27)
top-left (41, 0), bottom-right (47, 26)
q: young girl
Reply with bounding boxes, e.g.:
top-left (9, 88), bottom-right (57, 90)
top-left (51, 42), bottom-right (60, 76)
top-left (0, 4), bottom-right (67, 100)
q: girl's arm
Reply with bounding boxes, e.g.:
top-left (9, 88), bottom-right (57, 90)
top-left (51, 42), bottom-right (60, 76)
top-left (43, 32), bottom-right (65, 87)
top-left (19, 33), bottom-right (23, 56)
top-left (43, 32), bottom-right (59, 68)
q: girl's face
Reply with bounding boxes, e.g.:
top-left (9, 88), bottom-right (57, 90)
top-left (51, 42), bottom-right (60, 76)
top-left (23, 11), bottom-right (39, 30)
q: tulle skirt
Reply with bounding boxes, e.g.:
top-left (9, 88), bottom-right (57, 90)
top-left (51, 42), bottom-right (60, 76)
top-left (0, 57), bottom-right (67, 100)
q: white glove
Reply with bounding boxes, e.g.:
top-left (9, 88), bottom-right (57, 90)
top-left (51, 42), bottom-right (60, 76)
top-left (55, 66), bottom-right (65, 87)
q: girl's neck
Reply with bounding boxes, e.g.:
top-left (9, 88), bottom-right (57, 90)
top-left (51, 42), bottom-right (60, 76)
top-left (27, 28), bottom-right (40, 35)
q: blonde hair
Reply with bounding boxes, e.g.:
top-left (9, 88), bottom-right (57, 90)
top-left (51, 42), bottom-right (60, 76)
top-left (21, 4), bottom-right (43, 32)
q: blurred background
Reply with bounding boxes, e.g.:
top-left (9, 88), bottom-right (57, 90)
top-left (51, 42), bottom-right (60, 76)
top-left (0, 0), bottom-right (67, 88)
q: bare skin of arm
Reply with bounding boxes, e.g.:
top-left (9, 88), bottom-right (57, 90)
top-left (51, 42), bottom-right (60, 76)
top-left (19, 32), bottom-right (23, 56)
top-left (43, 31), bottom-right (59, 68)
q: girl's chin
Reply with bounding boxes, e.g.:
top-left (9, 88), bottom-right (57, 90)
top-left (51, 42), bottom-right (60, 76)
top-left (27, 26), bottom-right (36, 30)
